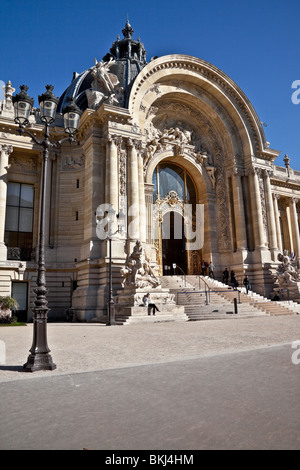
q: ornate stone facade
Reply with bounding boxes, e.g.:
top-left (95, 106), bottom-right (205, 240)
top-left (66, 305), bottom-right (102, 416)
top-left (1, 21), bottom-right (300, 321)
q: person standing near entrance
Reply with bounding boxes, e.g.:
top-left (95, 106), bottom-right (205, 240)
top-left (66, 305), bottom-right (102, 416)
top-left (143, 293), bottom-right (160, 315)
top-left (208, 261), bottom-right (215, 279)
top-left (222, 268), bottom-right (229, 285)
top-left (232, 273), bottom-right (239, 290)
top-left (243, 275), bottom-right (251, 294)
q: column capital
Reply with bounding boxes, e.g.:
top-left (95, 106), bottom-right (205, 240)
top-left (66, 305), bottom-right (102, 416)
top-left (273, 193), bottom-right (280, 201)
top-left (252, 166), bottom-right (263, 177)
top-left (245, 166), bottom-right (260, 177)
top-left (0, 144), bottom-right (13, 156)
top-left (127, 138), bottom-right (142, 150)
top-left (263, 168), bottom-right (274, 178)
top-left (228, 167), bottom-right (243, 178)
top-left (106, 134), bottom-right (122, 146)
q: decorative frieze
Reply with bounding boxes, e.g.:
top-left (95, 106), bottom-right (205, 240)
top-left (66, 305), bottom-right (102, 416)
top-left (143, 122), bottom-right (207, 170)
top-left (9, 155), bottom-right (38, 172)
top-left (62, 154), bottom-right (85, 170)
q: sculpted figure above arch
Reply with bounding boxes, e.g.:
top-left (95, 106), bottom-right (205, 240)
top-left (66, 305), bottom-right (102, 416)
top-left (144, 121), bottom-right (208, 166)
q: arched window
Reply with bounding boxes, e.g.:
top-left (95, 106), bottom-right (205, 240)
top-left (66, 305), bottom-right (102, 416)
top-left (152, 162), bottom-right (196, 207)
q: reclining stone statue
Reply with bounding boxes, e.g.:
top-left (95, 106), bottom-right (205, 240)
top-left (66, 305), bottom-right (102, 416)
top-left (120, 240), bottom-right (161, 289)
top-left (277, 250), bottom-right (300, 285)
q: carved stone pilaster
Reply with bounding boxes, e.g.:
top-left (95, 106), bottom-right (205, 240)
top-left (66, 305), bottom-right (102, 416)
top-left (272, 193), bottom-right (282, 253)
top-left (213, 145), bottom-right (232, 251)
top-left (258, 170), bottom-right (268, 244)
top-left (105, 134), bottom-right (119, 221)
top-left (230, 168), bottom-right (247, 250)
top-left (0, 144), bottom-right (13, 259)
top-left (263, 169), bottom-right (277, 254)
top-left (289, 197), bottom-right (300, 260)
top-left (127, 138), bottom-right (140, 240)
top-left (249, 166), bottom-right (267, 249)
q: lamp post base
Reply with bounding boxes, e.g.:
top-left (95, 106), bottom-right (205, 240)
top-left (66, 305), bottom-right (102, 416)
top-left (107, 300), bottom-right (116, 326)
top-left (23, 353), bottom-right (56, 372)
top-left (23, 307), bottom-right (56, 372)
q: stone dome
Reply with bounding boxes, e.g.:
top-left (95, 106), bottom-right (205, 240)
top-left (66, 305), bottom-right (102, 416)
top-left (57, 19), bottom-right (148, 113)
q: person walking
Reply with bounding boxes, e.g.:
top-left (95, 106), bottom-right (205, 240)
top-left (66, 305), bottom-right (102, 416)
top-left (232, 273), bottom-right (239, 290)
top-left (143, 293), bottom-right (160, 315)
top-left (243, 275), bottom-right (251, 294)
top-left (208, 261), bottom-right (215, 279)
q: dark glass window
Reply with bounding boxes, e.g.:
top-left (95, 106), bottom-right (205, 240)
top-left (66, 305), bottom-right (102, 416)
top-left (4, 183), bottom-right (34, 261)
top-left (152, 163), bottom-right (196, 207)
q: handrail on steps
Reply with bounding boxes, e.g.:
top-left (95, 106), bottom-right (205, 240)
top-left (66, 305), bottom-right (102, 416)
top-left (174, 264), bottom-right (187, 287)
top-left (177, 287), bottom-right (242, 306)
top-left (177, 289), bottom-right (211, 305)
top-left (174, 272), bottom-right (211, 305)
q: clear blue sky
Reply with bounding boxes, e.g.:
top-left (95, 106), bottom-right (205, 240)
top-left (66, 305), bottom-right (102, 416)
top-left (1, 0), bottom-right (299, 169)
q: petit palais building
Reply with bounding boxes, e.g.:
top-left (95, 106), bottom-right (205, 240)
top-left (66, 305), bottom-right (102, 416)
top-left (1, 21), bottom-right (300, 323)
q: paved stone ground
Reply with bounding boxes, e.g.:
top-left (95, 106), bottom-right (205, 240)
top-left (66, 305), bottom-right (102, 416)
top-left (0, 315), bottom-right (299, 381)
top-left (0, 316), bottom-right (300, 451)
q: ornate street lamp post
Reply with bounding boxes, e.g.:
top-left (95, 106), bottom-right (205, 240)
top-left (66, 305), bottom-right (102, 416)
top-left (12, 85), bottom-right (82, 372)
top-left (106, 205), bottom-right (125, 326)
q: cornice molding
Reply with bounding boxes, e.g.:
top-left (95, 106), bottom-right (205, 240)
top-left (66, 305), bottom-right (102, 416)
top-left (270, 179), bottom-right (300, 191)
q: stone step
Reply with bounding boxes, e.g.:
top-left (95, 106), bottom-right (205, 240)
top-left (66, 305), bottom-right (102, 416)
top-left (184, 275), bottom-right (298, 317)
top-left (114, 303), bottom-right (189, 325)
top-left (114, 275), bottom-right (299, 324)
top-left (116, 313), bottom-right (188, 325)
top-left (249, 302), bottom-right (295, 316)
top-left (184, 303), bottom-right (267, 318)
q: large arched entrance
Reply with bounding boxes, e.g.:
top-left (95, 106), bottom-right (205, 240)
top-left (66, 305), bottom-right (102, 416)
top-left (152, 162), bottom-right (200, 275)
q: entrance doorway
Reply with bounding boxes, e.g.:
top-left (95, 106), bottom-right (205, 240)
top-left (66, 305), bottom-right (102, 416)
top-left (162, 211), bottom-right (187, 275)
top-left (152, 161), bottom-right (198, 275)
top-left (11, 281), bottom-right (28, 322)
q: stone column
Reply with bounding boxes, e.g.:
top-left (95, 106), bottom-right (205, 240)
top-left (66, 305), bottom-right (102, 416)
top-left (264, 170), bottom-right (278, 256)
top-left (0, 144), bottom-right (13, 260)
top-left (250, 167), bottom-right (267, 250)
top-left (285, 203), bottom-right (293, 253)
top-left (138, 146), bottom-right (146, 243)
top-left (231, 170), bottom-right (247, 250)
top-left (127, 139), bottom-right (140, 241)
top-left (105, 135), bottom-right (119, 234)
top-left (289, 197), bottom-right (300, 263)
top-left (273, 193), bottom-right (282, 253)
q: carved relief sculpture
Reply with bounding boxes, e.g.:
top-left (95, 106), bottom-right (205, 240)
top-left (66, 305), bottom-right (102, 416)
top-left (144, 123), bottom-right (198, 169)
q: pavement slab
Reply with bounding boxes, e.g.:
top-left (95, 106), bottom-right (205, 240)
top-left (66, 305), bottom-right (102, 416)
top-left (0, 316), bottom-right (299, 450)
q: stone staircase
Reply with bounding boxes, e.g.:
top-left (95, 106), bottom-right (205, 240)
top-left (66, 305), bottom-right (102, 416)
top-left (113, 284), bottom-right (189, 325)
top-left (160, 275), bottom-right (300, 321)
top-left (197, 276), bottom-right (300, 317)
top-left (113, 275), bottom-right (299, 325)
